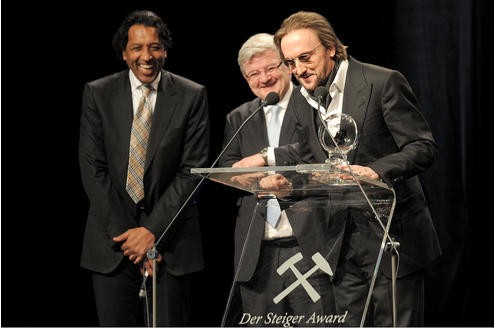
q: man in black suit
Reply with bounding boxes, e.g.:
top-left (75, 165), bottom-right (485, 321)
top-left (78, 10), bottom-right (209, 326)
top-left (235, 11), bottom-right (441, 326)
top-left (219, 33), bottom-right (335, 324)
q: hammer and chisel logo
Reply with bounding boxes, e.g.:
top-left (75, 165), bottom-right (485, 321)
top-left (273, 252), bottom-right (333, 304)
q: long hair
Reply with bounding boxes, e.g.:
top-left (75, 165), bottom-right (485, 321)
top-left (274, 11), bottom-right (347, 61)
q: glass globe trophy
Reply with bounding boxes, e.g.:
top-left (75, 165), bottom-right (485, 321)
top-left (318, 113), bottom-right (358, 166)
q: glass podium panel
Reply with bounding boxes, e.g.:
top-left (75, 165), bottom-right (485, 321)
top-left (192, 164), bottom-right (396, 327)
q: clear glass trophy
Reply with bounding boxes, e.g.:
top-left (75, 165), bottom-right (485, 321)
top-left (318, 112), bottom-right (358, 166)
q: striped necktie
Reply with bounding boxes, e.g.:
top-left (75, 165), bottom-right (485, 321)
top-left (266, 105), bottom-right (282, 227)
top-left (126, 84), bottom-right (152, 203)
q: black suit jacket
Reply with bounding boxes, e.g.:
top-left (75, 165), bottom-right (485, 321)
top-left (219, 96), bottom-right (300, 282)
top-left (79, 69), bottom-right (209, 275)
top-left (275, 57), bottom-right (441, 277)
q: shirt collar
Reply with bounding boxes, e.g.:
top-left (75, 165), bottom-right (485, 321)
top-left (330, 59), bottom-right (348, 95)
top-left (128, 70), bottom-right (161, 92)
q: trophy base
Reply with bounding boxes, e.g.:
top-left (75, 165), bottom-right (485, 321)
top-left (324, 157), bottom-right (349, 167)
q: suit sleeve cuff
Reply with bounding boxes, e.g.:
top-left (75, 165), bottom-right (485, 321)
top-left (266, 147), bottom-right (276, 166)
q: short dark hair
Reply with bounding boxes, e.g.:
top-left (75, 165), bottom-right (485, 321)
top-left (112, 10), bottom-right (172, 59)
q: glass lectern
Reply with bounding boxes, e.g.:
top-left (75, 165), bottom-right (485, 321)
top-left (191, 163), bottom-right (396, 327)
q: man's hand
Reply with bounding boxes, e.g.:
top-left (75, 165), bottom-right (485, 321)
top-left (258, 174), bottom-right (292, 198)
top-left (113, 227), bottom-right (156, 264)
top-left (230, 172), bottom-right (266, 187)
top-left (232, 153), bottom-right (266, 168)
top-left (336, 164), bottom-right (380, 180)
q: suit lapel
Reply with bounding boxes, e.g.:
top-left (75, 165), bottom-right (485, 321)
top-left (279, 104), bottom-right (297, 146)
top-left (310, 102), bottom-right (329, 163)
top-left (145, 71), bottom-right (177, 173)
top-left (252, 101), bottom-right (269, 150)
top-left (304, 95), bottom-right (328, 163)
top-left (343, 58), bottom-right (371, 163)
top-left (111, 73), bottom-right (134, 181)
top-left (291, 89), bottom-right (328, 163)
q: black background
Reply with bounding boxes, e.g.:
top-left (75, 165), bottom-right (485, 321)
top-left (1, 0), bottom-right (493, 326)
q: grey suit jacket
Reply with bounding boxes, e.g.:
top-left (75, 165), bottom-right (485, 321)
top-left (79, 69), bottom-right (209, 275)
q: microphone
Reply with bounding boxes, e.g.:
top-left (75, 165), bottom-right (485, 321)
top-left (262, 91), bottom-right (280, 106)
top-left (314, 86), bottom-right (328, 106)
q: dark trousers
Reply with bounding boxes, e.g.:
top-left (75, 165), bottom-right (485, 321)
top-left (332, 223), bottom-right (425, 327)
top-left (239, 238), bottom-right (336, 327)
top-left (92, 258), bottom-right (192, 326)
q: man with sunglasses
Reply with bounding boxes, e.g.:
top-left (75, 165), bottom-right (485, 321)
top-left (234, 11), bottom-right (440, 327)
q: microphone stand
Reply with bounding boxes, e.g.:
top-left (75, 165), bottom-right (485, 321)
top-left (143, 93), bottom-right (279, 328)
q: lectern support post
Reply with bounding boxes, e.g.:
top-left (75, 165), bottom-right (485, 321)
top-left (387, 240), bottom-right (400, 328)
